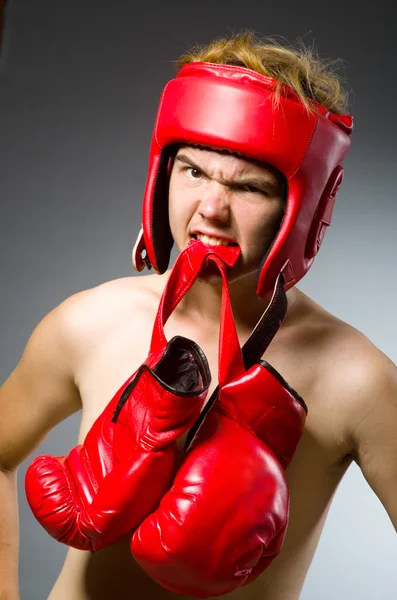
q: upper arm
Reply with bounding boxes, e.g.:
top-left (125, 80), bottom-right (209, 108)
top-left (0, 296), bottom-right (83, 471)
top-left (349, 351), bottom-right (397, 530)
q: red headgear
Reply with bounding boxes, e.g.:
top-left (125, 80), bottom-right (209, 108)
top-left (133, 62), bottom-right (353, 297)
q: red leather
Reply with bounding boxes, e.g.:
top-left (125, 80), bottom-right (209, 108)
top-left (133, 62), bottom-right (353, 296)
top-left (131, 252), bottom-right (307, 597)
top-left (25, 242), bottom-right (240, 551)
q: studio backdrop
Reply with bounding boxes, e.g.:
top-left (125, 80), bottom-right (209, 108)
top-left (1, 1), bottom-right (396, 598)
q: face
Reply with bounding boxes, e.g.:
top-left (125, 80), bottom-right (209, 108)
top-left (168, 146), bottom-right (285, 285)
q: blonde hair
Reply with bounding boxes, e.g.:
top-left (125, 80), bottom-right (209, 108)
top-left (177, 32), bottom-right (349, 114)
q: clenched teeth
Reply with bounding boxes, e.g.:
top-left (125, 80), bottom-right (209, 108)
top-left (192, 233), bottom-right (236, 246)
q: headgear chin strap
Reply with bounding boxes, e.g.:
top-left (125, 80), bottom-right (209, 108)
top-left (133, 62), bottom-right (353, 297)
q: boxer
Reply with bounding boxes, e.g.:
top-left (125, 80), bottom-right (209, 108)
top-left (1, 32), bottom-right (396, 600)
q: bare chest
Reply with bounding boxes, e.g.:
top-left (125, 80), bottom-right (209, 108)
top-left (76, 305), bottom-right (352, 474)
top-left (65, 311), bottom-right (353, 600)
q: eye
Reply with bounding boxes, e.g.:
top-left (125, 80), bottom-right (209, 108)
top-left (240, 184), bottom-right (268, 196)
top-left (185, 167), bottom-right (203, 179)
top-left (243, 185), bottom-right (260, 193)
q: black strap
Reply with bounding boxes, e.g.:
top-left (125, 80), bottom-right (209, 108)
top-left (185, 274), bottom-right (287, 451)
top-left (242, 274), bottom-right (287, 369)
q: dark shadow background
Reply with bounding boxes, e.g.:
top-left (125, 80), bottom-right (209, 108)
top-left (1, 1), bottom-right (396, 598)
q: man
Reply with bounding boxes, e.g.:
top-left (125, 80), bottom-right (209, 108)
top-left (1, 33), bottom-right (396, 600)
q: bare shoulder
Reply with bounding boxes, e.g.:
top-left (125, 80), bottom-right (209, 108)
top-left (295, 289), bottom-right (395, 386)
top-left (0, 273), bottom-right (166, 470)
top-left (296, 293), bottom-right (397, 524)
top-left (55, 272), bottom-right (171, 389)
top-left (294, 289), bottom-right (397, 446)
top-left (63, 272), bottom-right (164, 317)
top-left (55, 273), bottom-right (166, 344)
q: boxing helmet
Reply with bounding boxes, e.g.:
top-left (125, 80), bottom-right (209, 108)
top-left (133, 62), bottom-right (353, 297)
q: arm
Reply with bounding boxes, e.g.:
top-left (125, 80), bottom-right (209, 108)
top-left (0, 469), bottom-right (19, 600)
top-left (349, 351), bottom-right (397, 530)
top-left (0, 298), bottom-right (83, 598)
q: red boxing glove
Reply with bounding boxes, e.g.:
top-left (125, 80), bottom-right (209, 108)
top-left (25, 242), bottom-right (239, 551)
top-left (131, 257), bottom-right (308, 597)
top-left (25, 337), bottom-right (209, 551)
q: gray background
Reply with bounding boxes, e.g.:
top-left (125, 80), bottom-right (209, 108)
top-left (1, 0), bottom-right (396, 598)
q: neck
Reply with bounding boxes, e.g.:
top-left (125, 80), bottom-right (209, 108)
top-left (170, 267), bottom-right (299, 334)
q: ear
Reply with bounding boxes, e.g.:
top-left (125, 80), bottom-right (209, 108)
top-left (305, 166), bottom-right (344, 260)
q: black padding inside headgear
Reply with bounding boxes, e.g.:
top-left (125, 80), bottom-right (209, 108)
top-left (150, 145), bottom-right (178, 273)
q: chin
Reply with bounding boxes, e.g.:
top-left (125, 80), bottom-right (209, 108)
top-left (196, 263), bottom-right (223, 285)
top-left (199, 263), bottom-right (257, 288)
top-left (227, 261), bottom-right (262, 287)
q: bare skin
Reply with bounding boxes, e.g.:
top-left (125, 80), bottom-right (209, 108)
top-left (44, 273), bottom-right (395, 600)
top-left (1, 147), bottom-right (396, 599)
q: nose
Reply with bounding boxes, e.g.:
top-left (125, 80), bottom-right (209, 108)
top-left (198, 181), bottom-right (230, 223)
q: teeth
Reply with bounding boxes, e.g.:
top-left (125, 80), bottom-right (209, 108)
top-left (194, 233), bottom-right (232, 246)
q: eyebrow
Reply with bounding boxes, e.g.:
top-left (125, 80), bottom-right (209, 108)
top-left (174, 152), bottom-right (281, 193)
